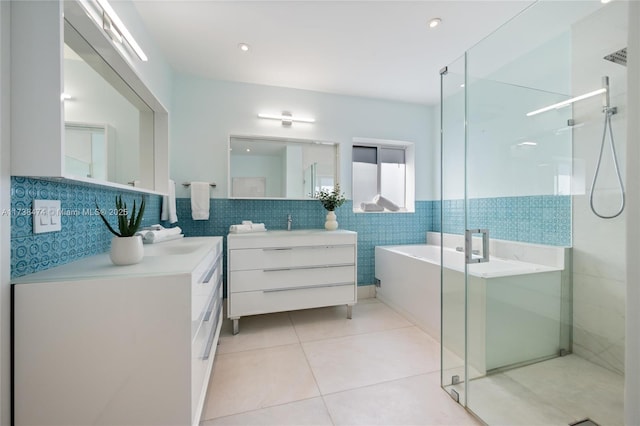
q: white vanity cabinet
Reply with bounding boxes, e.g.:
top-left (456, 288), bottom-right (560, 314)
top-left (12, 237), bottom-right (223, 426)
top-left (227, 230), bottom-right (357, 334)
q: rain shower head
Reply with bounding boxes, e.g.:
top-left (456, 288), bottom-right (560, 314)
top-left (604, 47), bottom-right (627, 66)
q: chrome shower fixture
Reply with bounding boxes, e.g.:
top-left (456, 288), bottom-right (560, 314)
top-left (590, 76), bottom-right (625, 219)
top-left (603, 47), bottom-right (627, 67)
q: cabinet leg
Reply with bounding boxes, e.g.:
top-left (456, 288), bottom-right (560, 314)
top-left (347, 305), bottom-right (353, 319)
top-left (232, 319), bottom-right (239, 335)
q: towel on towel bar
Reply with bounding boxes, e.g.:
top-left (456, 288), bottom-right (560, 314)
top-left (161, 179), bottom-right (178, 224)
top-left (190, 182), bottom-right (210, 220)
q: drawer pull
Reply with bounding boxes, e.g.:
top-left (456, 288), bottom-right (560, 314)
top-left (202, 292), bottom-right (217, 322)
top-left (264, 263), bottom-right (354, 272)
top-left (200, 254), bottom-right (221, 284)
top-left (203, 302), bottom-right (223, 360)
top-left (263, 282), bottom-right (354, 293)
top-left (262, 244), bottom-right (352, 252)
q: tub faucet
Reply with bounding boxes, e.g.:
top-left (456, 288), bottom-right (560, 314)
top-left (287, 214), bottom-right (292, 231)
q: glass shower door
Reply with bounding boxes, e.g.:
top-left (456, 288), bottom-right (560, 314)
top-left (440, 55), bottom-right (467, 405)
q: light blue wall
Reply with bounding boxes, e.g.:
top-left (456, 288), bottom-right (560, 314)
top-left (109, 1), bottom-right (174, 109)
top-left (170, 75), bottom-right (436, 200)
top-left (168, 75), bottom-right (438, 287)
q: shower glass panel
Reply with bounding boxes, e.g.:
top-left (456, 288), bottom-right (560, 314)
top-left (440, 1), bottom-right (627, 424)
top-left (440, 55), bottom-right (467, 405)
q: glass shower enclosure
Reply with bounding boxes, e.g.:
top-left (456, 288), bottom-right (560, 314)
top-left (440, 1), bottom-right (628, 424)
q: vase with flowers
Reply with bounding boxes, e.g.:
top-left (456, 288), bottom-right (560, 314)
top-left (313, 184), bottom-right (346, 230)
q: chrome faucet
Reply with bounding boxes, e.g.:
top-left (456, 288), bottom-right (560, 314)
top-left (287, 214), bottom-right (292, 231)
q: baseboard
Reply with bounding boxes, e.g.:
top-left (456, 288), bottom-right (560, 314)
top-left (357, 284), bottom-right (376, 299)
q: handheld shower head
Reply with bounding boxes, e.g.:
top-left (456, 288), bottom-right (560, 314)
top-left (602, 76), bottom-right (610, 110)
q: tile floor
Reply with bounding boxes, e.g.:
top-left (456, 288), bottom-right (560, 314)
top-left (201, 298), bottom-right (480, 426)
top-left (468, 354), bottom-right (624, 426)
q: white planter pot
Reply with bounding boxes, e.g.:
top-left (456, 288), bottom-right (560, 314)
top-left (110, 235), bottom-right (144, 266)
top-left (324, 211), bottom-right (339, 231)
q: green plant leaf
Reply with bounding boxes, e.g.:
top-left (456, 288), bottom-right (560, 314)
top-left (95, 199), bottom-right (121, 237)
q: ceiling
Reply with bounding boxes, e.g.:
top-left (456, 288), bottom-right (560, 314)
top-left (132, 1), bottom-right (537, 105)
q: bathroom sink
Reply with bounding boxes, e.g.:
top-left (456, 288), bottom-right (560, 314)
top-left (144, 241), bottom-right (204, 256)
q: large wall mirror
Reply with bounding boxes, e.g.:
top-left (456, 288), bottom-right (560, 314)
top-left (229, 136), bottom-right (338, 199)
top-left (63, 21), bottom-right (153, 188)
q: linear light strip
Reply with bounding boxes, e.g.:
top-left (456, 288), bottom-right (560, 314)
top-left (526, 88), bottom-right (606, 117)
top-left (258, 113), bottom-right (316, 123)
top-left (96, 0), bottom-right (148, 61)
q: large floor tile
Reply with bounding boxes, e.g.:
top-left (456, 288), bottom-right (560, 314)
top-left (467, 374), bottom-right (573, 426)
top-left (290, 299), bottom-right (412, 342)
top-left (303, 326), bottom-right (440, 394)
top-left (323, 372), bottom-right (480, 426)
top-left (503, 355), bottom-right (624, 426)
top-left (217, 312), bottom-right (299, 354)
top-left (202, 344), bottom-right (320, 420)
top-left (201, 397), bottom-right (333, 426)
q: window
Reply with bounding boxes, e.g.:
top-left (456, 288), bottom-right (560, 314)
top-left (352, 138), bottom-right (415, 212)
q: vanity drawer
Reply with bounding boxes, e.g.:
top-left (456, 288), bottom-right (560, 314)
top-left (229, 245), bottom-right (355, 271)
top-left (191, 250), bottom-right (222, 323)
top-left (192, 271), bottom-right (223, 341)
top-left (229, 283), bottom-right (356, 317)
top-left (191, 289), bottom-right (222, 417)
top-left (229, 265), bottom-right (355, 293)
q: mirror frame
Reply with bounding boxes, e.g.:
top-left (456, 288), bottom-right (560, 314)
top-left (228, 134), bottom-right (340, 200)
top-left (63, 0), bottom-right (169, 194)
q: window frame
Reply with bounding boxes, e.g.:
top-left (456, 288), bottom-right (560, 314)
top-left (351, 137), bottom-right (415, 213)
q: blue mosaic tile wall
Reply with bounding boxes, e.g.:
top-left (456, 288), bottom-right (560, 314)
top-left (431, 195), bottom-right (571, 246)
top-left (164, 199), bottom-right (433, 286)
top-left (11, 177), bottom-right (162, 278)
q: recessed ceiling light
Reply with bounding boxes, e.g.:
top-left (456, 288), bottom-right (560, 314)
top-left (238, 43), bottom-right (250, 52)
top-left (601, 0), bottom-right (613, 3)
top-left (428, 18), bottom-right (442, 29)
top-left (460, 84), bottom-right (465, 88)
top-left (246, 148), bottom-right (251, 152)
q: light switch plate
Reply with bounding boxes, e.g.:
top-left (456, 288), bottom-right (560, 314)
top-left (33, 200), bottom-right (61, 234)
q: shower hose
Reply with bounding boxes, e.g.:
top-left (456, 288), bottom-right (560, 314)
top-left (589, 107), bottom-right (625, 219)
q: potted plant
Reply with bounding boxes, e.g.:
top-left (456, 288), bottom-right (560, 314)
top-left (97, 195), bottom-right (146, 265)
top-left (313, 184), bottom-right (346, 230)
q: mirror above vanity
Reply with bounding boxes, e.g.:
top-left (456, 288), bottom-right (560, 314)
top-left (229, 135), bottom-right (339, 199)
top-left (11, 0), bottom-right (168, 194)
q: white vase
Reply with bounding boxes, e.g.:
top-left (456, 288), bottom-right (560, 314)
top-left (110, 235), bottom-right (144, 266)
top-left (324, 211), bottom-right (338, 231)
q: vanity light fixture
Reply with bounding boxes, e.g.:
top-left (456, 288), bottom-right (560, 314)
top-left (526, 88), bottom-right (607, 117)
top-left (258, 111), bottom-right (316, 126)
top-left (81, 0), bottom-right (148, 61)
top-left (517, 141), bottom-right (537, 147)
top-left (238, 43), bottom-right (250, 52)
top-left (428, 18), bottom-right (442, 28)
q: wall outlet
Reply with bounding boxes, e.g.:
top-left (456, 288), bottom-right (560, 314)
top-left (33, 200), bottom-right (62, 234)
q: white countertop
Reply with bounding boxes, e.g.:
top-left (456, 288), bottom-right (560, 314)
top-left (12, 237), bottom-right (222, 284)
top-left (227, 229), bottom-right (356, 238)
